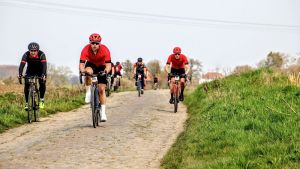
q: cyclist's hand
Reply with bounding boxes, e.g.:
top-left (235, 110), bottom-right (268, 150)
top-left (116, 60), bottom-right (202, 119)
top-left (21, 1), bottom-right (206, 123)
top-left (41, 74), bottom-right (47, 81)
top-left (18, 74), bottom-right (22, 84)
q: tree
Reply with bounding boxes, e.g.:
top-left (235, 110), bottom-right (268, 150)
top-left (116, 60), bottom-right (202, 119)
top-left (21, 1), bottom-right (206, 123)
top-left (146, 60), bottom-right (161, 77)
top-left (47, 63), bottom-right (73, 86)
top-left (122, 60), bottom-right (134, 79)
top-left (233, 65), bottom-right (253, 75)
top-left (258, 52), bottom-right (287, 69)
top-left (189, 58), bottom-right (202, 80)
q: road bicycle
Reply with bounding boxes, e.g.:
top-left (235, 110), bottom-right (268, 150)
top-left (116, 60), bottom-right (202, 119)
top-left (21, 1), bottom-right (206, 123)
top-left (19, 76), bottom-right (41, 123)
top-left (80, 72), bottom-right (106, 128)
top-left (169, 73), bottom-right (183, 113)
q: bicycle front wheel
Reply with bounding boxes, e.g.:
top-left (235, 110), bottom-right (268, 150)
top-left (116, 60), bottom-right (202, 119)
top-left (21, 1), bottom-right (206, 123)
top-left (27, 88), bottom-right (34, 123)
top-left (33, 89), bottom-right (40, 122)
top-left (173, 85), bottom-right (178, 113)
top-left (90, 86), bottom-right (98, 128)
top-left (137, 81), bottom-right (141, 97)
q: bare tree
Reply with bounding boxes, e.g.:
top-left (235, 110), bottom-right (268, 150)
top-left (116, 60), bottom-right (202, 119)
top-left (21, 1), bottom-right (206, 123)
top-left (122, 60), bottom-right (134, 79)
top-left (146, 59), bottom-right (161, 77)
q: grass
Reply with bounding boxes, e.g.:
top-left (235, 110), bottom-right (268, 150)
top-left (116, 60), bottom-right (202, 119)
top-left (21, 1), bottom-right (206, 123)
top-left (161, 68), bottom-right (300, 169)
top-left (0, 85), bottom-right (85, 133)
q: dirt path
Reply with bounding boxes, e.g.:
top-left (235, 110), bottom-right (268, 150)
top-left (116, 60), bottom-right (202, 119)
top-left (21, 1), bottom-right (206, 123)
top-left (0, 90), bottom-right (187, 169)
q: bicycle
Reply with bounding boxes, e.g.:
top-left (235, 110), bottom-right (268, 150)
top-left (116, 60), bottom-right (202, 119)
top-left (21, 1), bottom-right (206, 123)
top-left (80, 71), bottom-right (106, 128)
top-left (19, 75), bottom-right (41, 123)
top-left (169, 73), bottom-right (182, 113)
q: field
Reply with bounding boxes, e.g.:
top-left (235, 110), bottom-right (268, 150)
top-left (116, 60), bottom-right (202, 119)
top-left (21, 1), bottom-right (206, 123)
top-left (161, 69), bottom-right (300, 169)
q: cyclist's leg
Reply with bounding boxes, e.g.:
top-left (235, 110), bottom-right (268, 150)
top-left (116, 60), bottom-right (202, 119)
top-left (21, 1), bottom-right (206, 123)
top-left (96, 66), bottom-right (107, 122)
top-left (98, 83), bottom-right (107, 121)
top-left (24, 79), bottom-right (30, 110)
top-left (38, 78), bottom-right (46, 108)
top-left (179, 69), bottom-right (186, 101)
top-left (84, 64), bottom-right (94, 103)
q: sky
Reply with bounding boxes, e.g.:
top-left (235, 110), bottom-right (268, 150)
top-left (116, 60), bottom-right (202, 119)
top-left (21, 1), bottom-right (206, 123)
top-left (0, 0), bottom-right (300, 75)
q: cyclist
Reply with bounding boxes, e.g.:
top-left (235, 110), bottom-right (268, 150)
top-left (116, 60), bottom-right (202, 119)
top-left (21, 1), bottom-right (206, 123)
top-left (18, 42), bottom-right (47, 110)
top-left (133, 57), bottom-right (147, 94)
top-left (79, 33), bottom-right (112, 122)
top-left (113, 61), bottom-right (122, 87)
top-left (165, 47), bottom-right (190, 104)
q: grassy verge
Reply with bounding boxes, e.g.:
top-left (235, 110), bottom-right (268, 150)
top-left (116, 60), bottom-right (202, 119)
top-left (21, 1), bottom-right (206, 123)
top-left (0, 86), bottom-right (85, 133)
top-left (161, 69), bottom-right (300, 169)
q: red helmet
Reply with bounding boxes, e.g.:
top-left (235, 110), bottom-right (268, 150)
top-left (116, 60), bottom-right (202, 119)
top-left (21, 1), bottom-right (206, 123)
top-left (89, 33), bottom-right (102, 42)
top-left (173, 47), bottom-right (181, 54)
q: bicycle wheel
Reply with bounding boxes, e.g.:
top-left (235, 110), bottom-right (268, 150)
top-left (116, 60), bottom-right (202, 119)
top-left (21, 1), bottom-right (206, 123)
top-left (173, 85), bottom-right (178, 113)
top-left (137, 80), bottom-right (141, 97)
top-left (91, 86), bottom-right (97, 128)
top-left (27, 87), bottom-right (34, 123)
top-left (33, 89), bottom-right (40, 122)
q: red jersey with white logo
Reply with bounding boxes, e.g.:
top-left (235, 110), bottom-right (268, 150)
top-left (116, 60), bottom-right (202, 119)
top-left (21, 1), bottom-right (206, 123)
top-left (166, 54), bottom-right (188, 69)
top-left (80, 44), bottom-right (111, 66)
top-left (113, 64), bottom-right (122, 73)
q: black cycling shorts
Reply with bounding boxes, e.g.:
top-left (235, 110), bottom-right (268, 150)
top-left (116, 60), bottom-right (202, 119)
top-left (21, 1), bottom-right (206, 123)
top-left (85, 61), bottom-right (107, 84)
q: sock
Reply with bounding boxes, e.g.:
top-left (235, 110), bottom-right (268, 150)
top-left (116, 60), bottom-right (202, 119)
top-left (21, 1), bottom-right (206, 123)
top-left (101, 105), bottom-right (106, 114)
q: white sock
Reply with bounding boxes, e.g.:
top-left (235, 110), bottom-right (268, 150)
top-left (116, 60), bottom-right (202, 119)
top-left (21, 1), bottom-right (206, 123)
top-left (85, 86), bottom-right (91, 103)
top-left (101, 105), bottom-right (107, 120)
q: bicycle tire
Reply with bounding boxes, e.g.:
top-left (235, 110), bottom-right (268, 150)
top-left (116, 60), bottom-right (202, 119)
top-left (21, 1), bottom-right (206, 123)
top-left (91, 86), bottom-right (97, 128)
top-left (173, 85), bottom-right (178, 113)
top-left (33, 88), bottom-right (40, 122)
top-left (95, 88), bottom-right (100, 126)
top-left (137, 80), bottom-right (141, 97)
top-left (27, 87), bottom-right (34, 123)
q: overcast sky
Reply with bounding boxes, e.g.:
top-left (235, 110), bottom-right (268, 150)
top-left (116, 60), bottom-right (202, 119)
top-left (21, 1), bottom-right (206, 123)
top-left (1, 0), bottom-right (300, 74)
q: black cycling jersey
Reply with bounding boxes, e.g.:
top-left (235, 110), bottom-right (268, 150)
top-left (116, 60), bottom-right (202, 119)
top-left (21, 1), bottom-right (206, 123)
top-left (135, 62), bottom-right (146, 74)
top-left (19, 50), bottom-right (47, 76)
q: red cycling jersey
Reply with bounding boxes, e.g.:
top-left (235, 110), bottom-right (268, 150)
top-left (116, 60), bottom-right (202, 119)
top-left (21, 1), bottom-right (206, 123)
top-left (80, 44), bottom-right (111, 66)
top-left (166, 54), bottom-right (188, 69)
top-left (113, 64), bottom-right (122, 73)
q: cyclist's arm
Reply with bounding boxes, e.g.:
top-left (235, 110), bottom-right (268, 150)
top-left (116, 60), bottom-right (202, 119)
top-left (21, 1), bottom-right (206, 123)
top-left (111, 66), bottom-right (115, 75)
top-left (133, 64), bottom-right (137, 75)
top-left (40, 52), bottom-right (47, 76)
top-left (19, 52), bottom-right (28, 76)
top-left (79, 61), bottom-right (86, 73)
top-left (185, 64), bottom-right (190, 75)
top-left (165, 64), bottom-right (171, 74)
top-left (105, 62), bottom-right (111, 74)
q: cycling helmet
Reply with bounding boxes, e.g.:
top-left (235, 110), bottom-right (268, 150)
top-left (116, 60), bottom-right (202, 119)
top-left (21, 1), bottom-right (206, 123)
top-left (173, 47), bottom-right (181, 54)
top-left (89, 33), bottom-right (102, 42)
top-left (116, 61), bottom-right (120, 65)
top-left (28, 42), bottom-right (40, 51)
top-left (137, 57), bottom-right (143, 62)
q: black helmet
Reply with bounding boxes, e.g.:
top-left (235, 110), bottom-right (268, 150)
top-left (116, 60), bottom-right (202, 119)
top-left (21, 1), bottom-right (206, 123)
top-left (116, 61), bottom-right (120, 65)
top-left (137, 57), bottom-right (143, 62)
top-left (28, 42), bottom-right (40, 51)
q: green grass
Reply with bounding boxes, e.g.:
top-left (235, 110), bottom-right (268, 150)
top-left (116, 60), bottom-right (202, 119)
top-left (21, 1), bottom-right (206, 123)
top-left (0, 87), bottom-right (85, 133)
top-left (161, 68), bottom-right (300, 169)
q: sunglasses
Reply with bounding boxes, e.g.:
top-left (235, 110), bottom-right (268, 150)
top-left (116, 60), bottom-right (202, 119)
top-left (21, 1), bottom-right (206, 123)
top-left (30, 50), bottom-right (37, 52)
top-left (90, 42), bottom-right (100, 45)
top-left (175, 53), bottom-right (180, 56)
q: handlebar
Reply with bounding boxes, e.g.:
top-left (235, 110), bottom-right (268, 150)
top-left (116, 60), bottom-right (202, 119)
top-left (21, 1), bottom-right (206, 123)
top-left (79, 71), bottom-right (107, 84)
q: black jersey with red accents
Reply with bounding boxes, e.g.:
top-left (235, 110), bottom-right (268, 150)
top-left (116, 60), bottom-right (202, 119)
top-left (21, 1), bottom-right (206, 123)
top-left (19, 50), bottom-right (47, 76)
